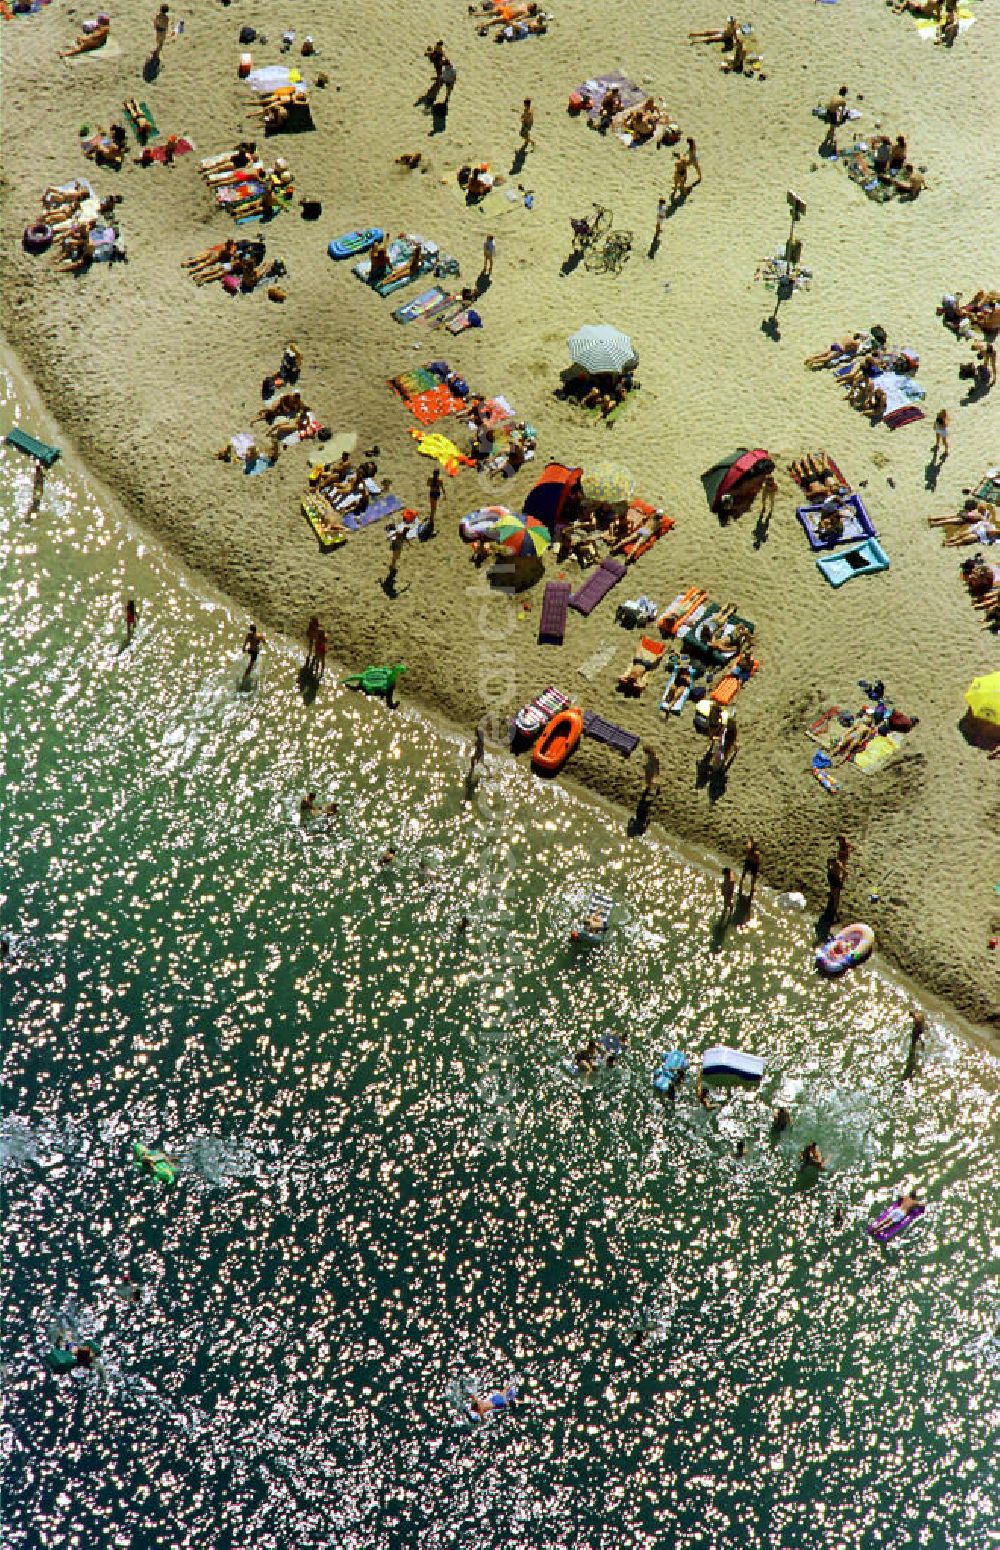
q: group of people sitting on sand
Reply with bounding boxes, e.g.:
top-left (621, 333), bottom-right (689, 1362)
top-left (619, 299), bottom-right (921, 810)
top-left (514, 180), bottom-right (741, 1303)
top-left (60, 12), bottom-right (111, 57)
top-left (248, 84), bottom-right (312, 135)
top-left (789, 453), bottom-right (859, 540)
top-left (308, 446), bottom-right (387, 519)
top-left (938, 291), bottom-right (999, 387)
top-left (890, 0), bottom-right (963, 46)
top-left (200, 144), bottom-right (294, 222)
top-left (181, 236), bottom-right (285, 295)
top-left (37, 181), bottom-right (123, 272)
top-left (468, 0), bottom-right (550, 39)
top-left (960, 553), bottom-right (1000, 633)
top-left (928, 493), bottom-right (999, 548)
top-left (586, 87), bottom-right (680, 146)
top-left (804, 326), bottom-right (919, 421)
top-left (689, 17), bottom-right (764, 78)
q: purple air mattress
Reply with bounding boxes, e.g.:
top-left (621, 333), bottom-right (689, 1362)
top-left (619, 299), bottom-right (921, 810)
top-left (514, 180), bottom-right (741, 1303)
top-left (867, 1198), bottom-right (925, 1242)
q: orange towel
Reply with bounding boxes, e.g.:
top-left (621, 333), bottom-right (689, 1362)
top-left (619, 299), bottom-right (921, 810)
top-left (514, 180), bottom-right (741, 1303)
top-left (711, 660), bottom-right (760, 705)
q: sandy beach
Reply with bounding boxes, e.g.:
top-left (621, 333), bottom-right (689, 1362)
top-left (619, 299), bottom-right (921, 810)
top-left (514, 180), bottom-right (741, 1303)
top-left (1, 0), bottom-right (997, 1028)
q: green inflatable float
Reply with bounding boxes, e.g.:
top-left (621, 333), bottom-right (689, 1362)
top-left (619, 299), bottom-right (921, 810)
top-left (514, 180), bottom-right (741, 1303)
top-left (134, 1142), bottom-right (177, 1185)
top-left (342, 663), bottom-right (406, 696)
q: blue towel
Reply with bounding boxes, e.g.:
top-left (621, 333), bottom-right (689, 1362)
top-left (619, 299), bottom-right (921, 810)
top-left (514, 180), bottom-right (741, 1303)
top-left (341, 492), bottom-right (402, 532)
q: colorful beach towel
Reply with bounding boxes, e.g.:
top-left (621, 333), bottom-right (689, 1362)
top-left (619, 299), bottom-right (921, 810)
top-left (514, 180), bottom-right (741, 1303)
top-left (392, 286), bottom-right (448, 324)
top-left (341, 492), bottom-right (403, 532)
top-left (409, 429), bottom-right (475, 475)
top-left (0, 0), bottom-right (54, 16)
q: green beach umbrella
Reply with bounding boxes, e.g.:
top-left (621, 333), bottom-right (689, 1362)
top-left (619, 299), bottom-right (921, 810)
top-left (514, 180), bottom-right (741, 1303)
top-left (494, 512), bottom-right (552, 558)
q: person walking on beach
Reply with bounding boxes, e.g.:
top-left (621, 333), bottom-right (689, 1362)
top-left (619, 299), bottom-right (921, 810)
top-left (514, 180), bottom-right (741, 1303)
top-left (739, 836), bottom-right (761, 901)
top-left (758, 473), bottom-right (777, 522)
top-left (438, 57), bottom-right (457, 106)
top-left (642, 742), bottom-right (661, 796)
top-left (481, 233), bottom-right (496, 278)
top-left (720, 866), bottom-right (736, 920)
top-left (825, 851), bottom-right (846, 921)
top-left (653, 195), bottom-right (668, 249)
top-left (426, 467), bottom-right (445, 536)
top-left (125, 598), bottom-right (137, 645)
top-left (312, 626), bottom-right (327, 679)
top-left (242, 623), bottom-right (266, 680)
top-left (385, 528), bottom-right (406, 593)
top-left (469, 723), bottom-right (486, 778)
top-left (685, 136), bottom-right (702, 186)
top-left (30, 460), bottom-right (46, 513)
top-left (903, 1009), bottom-right (925, 1079)
top-left (933, 408), bottom-right (950, 460)
top-left (153, 3), bottom-right (170, 54)
top-left (519, 98), bottom-right (536, 152)
top-left (670, 155), bottom-right (689, 203)
top-left (425, 39), bottom-right (446, 90)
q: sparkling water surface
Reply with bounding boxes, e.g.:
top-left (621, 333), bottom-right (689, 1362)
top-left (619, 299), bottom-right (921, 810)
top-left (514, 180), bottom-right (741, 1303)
top-left (1, 378), bottom-right (997, 1550)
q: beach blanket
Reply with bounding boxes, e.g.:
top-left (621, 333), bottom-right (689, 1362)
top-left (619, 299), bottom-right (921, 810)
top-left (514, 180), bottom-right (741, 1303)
top-left (569, 557), bottom-right (628, 617)
top-left (0, 0), bottom-right (53, 15)
top-left (538, 581), bottom-right (571, 645)
top-left (389, 367), bottom-right (438, 399)
top-left (247, 65), bottom-right (307, 94)
top-left (842, 146), bottom-right (895, 201)
top-left (913, 4), bottom-right (975, 37)
top-left (407, 385), bottom-right (467, 425)
top-left (582, 712), bottom-right (640, 758)
top-left (142, 137), bottom-right (194, 163)
top-left (577, 643), bottom-right (617, 682)
top-left (789, 454), bottom-right (848, 492)
top-left (575, 73), bottom-right (647, 124)
top-left (341, 492), bottom-right (402, 532)
top-left (392, 286), bottom-right (448, 324)
top-left (409, 429), bottom-right (475, 475)
top-left (797, 493), bottom-right (876, 550)
top-left (124, 101), bottom-right (159, 142)
top-left (874, 371), bottom-right (926, 428)
top-left (444, 309), bottom-right (482, 335)
top-left (854, 731), bottom-right (903, 772)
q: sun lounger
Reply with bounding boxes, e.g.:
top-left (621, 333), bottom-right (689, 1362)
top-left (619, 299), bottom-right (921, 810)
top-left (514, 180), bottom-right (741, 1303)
top-left (796, 493), bottom-right (876, 550)
top-left (816, 538), bottom-right (890, 587)
top-left (538, 581), bottom-right (571, 644)
top-left (569, 557), bottom-right (628, 617)
top-left (582, 711), bottom-right (640, 757)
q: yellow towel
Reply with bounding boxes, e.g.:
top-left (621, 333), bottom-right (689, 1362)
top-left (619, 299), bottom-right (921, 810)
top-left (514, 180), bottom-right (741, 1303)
top-left (854, 732), bottom-right (902, 772)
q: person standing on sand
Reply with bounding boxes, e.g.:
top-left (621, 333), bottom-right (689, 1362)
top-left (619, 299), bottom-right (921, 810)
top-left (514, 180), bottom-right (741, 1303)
top-left (469, 723), bottom-right (486, 778)
top-left (438, 58), bottom-right (458, 106)
top-left (242, 623), bottom-right (266, 678)
top-left (427, 467), bottom-right (444, 535)
top-left (671, 155), bottom-right (689, 203)
top-left (739, 837), bottom-right (761, 901)
top-left (825, 852), bottom-right (845, 921)
top-left (685, 136), bottom-right (702, 185)
top-left (642, 743), bottom-right (661, 796)
top-left (758, 474), bottom-right (777, 522)
top-left (125, 598), bottom-right (137, 645)
top-left (481, 233), bottom-right (496, 277)
top-left (425, 39), bottom-right (446, 90)
top-left (933, 408), bottom-right (950, 460)
top-left (720, 866), bottom-right (736, 919)
top-left (385, 528), bottom-right (406, 592)
top-left (653, 195), bottom-right (668, 247)
top-left (153, 3), bottom-right (169, 54)
top-left (519, 98), bottom-right (536, 152)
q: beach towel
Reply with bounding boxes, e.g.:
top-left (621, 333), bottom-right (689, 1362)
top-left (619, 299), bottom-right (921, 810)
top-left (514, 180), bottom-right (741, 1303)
top-left (409, 429), bottom-right (475, 475)
top-left (247, 65), bottom-right (307, 94)
top-left (403, 384), bottom-right (466, 425)
top-left (873, 370), bottom-right (926, 427)
top-left (0, 0), bottom-right (54, 15)
top-left (577, 643), bottom-right (617, 682)
top-left (582, 712), bottom-right (640, 758)
top-left (657, 587), bottom-right (707, 637)
top-left (575, 72), bottom-right (647, 125)
top-left (124, 101), bottom-right (159, 142)
top-left (539, 581), bottom-right (571, 645)
top-left (392, 286), bottom-right (448, 324)
top-left (569, 557), bottom-right (628, 617)
top-left (842, 147), bottom-right (894, 201)
top-left (796, 493), bottom-right (876, 550)
top-left (816, 538), bottom-right (890, 587)
top-left (711, 659), bottom-right (760, 705)
top-left (389, 367), bottom-right (438, 400)
top-left (444, 308), bottom-right (482, 335)
top-left (789, 454), bottom-right (847, 491)
top-left (341, 492), bottom-right (403, 532)
top-left (619, 504), bottom-right (674, 562)
top-left (301, 494), bottom-right (346, 550)
top-left (142, 137), bottom-right (194, 163)
top-left (854, 731), bottom-right (903, 772)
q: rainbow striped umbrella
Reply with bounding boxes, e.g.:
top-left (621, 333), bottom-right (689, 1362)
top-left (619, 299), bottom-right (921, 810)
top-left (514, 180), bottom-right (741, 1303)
top-left (494, 512), bottom-right (552, 558)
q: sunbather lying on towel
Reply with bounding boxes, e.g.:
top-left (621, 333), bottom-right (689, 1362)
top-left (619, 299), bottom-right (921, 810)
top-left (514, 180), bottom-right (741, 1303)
top-left (662, 663), bottom-right (695, 711)
top-left (42, 182), bottom-right (90, 214)
top-left (804, 334), bottom-right (865, 370)
top-left (689, 17), bottom-right (739, 45)
top-left (61, 15), bottom-right (111, 56)
top-left (692, 605), bottom-right (738, 652)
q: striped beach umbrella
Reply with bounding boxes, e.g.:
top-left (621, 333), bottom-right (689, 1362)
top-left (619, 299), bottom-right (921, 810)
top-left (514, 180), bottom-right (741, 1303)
top-left (567, 324), bottom-right (638, 376)
top-left (494, 512), bottom-right (552, 558)
top-left (580, 462), bottom-right (636, 504)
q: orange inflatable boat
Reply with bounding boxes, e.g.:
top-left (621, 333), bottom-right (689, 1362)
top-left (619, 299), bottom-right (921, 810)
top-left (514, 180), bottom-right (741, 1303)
top-left (532, 706), bottom-right (584, 776)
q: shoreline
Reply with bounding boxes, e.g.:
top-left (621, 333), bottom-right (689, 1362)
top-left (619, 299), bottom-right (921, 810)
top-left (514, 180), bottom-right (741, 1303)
top-left (3, 342), bottom-right (996, 1055)
top-left (1, 0), bottom-right (997, 1032)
